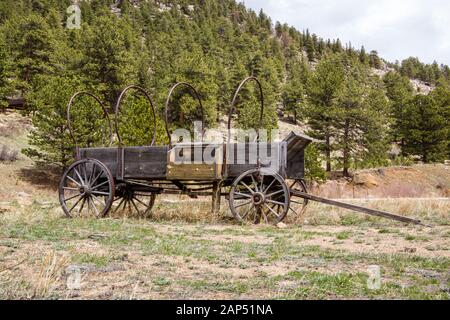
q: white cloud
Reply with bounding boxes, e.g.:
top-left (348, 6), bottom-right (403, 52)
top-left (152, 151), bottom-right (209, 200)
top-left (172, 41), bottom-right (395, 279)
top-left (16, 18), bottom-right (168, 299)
top-left (243, 0), bottom-right (450, 65)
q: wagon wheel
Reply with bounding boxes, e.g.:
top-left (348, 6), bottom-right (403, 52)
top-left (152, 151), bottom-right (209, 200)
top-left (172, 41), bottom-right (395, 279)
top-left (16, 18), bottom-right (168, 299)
top-left (229, 169), bottom-right (290, 224)
top-left (59, 159), bottom-right (115, 218)
top-left (110, 186), bottom-right (156, 218)
top-left (288, 179), bottom-right (309, 217)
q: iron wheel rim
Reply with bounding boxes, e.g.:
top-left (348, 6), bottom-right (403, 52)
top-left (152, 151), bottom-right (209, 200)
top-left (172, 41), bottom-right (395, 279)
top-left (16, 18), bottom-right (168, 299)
top-left (229, 169), bottom-right (290, 224)
top-left (59, 158), bottom-right (115, 218)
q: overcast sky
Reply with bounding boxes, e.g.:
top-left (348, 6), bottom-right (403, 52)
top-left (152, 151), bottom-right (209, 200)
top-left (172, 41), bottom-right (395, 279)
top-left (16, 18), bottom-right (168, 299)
top-left (244, 0), bottom-right (450, 65)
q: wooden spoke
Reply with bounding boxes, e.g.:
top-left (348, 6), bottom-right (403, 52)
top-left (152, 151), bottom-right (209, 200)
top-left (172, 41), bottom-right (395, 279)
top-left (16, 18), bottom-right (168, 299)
top-left (250, 174), bottom-right (259, 192)
top-left (91, 194), bottom-right (105, 207)
top-left (264, 203), bottom-right (280, 218)
top-left (111, 188), bottom-right (156, 218)
top-left (234, 199), bottom-right (252, 209)
top-left (81, 163), bottom-right (89, 186)
top-left (92, 190), bottom-right (110, 196)
top-left (132, 196), bottom-right (149, 208)
top-left (263, 178), bottom-right (276, 194)
top-left (91, 180), bottom-right (109, 191)
top-left (266, 189), bottom-right (284, 198)
top-left (240, 205), bottom-right (254, 220)
top-left (73, 168), bottom-right (85, 185)
top-left (90, 170), bottom-right (103, 188)
top-left (130, 198), bottom-right (140, 214)
top-left (63, 187), bottom-right (79, 192)
top-left (64, 193), bottom-right (82, 202)
top-left (233, 192), bottom-right (252, 199)
top-left (261, 209), bottom-right (269, 224)
top-left (113, 198), bottom-right (126, 213)
top-left (78, 197), bottom-right (86, 214)
top-left (68, 195), bottom-right (84, 213)
top-left (59, 159), bottom-right (114, 218)
top-left (88, 163), bottom-right (97, 185)
top-left (239, 181), bottom-right (255, 194)
top-left (89, 197), bottom-right (100, 217)
top-left (266, 199), bottom-right (286, 206)
top-left (66, 175), bottom-right (82, 187)
top-left (259, 173), bottom-right (265, 192)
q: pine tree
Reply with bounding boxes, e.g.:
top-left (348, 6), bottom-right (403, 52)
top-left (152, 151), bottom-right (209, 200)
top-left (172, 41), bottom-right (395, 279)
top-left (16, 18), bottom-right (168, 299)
top-left (306, 53), bottom-right (345, 171)
top-left (305, 31), bottom-right (315, 62)
top-left (383, 71), bottom-right (414, 149)
top-left (359, 46), bottom-right (367, 64)
top-left (14, 13), bottom-right (54, 96)
top-left (282, 60), bottom-right (309, 123)
top-left (82, 15), bottom-right (137, 107)
top-left (401, 94), bottom-right (448, 163)
top-left (369, 50), bottom-right (382, 69)
top-left (23, 75), bottom-right (110, 167)
top-left (0, 35), bottom-right (13, 111)
top-left (333, 59), bottom-right (391, 175)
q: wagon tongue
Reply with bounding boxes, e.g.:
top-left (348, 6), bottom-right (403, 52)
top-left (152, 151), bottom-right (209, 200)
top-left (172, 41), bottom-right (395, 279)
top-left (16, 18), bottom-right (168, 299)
top-left (290, 190), bottom-right (427, 226)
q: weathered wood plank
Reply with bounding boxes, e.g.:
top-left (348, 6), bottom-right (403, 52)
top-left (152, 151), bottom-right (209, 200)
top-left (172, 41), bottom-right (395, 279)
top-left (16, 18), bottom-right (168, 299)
top-left (123, 146), bottom-right (168, 179)
top-left (167, 143), bottom-right (223, 180)
top-left (225, 142), bottom-right (286, 178)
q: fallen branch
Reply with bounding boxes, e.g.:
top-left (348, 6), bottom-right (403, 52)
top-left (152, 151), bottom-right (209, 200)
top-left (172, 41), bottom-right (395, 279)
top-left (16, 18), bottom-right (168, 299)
top-left (0, 258), bottom-right (27, 274)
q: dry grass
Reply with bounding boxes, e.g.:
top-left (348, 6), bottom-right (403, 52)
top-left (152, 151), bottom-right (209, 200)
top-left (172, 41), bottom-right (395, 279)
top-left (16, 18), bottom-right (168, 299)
top-left (296, 198), bottom-right (450, 227)
top-left (31, 252), bottom-right (69, 299)
top-left (315, 165), bottom-right (450, 199)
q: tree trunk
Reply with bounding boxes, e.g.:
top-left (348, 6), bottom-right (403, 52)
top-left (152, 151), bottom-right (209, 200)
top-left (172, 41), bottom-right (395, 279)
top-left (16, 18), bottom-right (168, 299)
top-left (325, 134), bottom-right (331, 172)
top-left (216, 103), bottom-right (220, 123)
top-left (343, 120), bottom-right (350, 177)
top-left (422, 138), bottom-right (427, 163)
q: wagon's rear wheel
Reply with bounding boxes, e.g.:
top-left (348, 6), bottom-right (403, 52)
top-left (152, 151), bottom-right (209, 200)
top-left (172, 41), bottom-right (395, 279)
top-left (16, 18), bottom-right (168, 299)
top-left (288, 179), bottom-right (309, 216)
top-left (59, 159), bottom-right (115, 218)
top-left (229, 169), bottom-right (290, 224)
top-left (111, 186), bottom-right (156, 218)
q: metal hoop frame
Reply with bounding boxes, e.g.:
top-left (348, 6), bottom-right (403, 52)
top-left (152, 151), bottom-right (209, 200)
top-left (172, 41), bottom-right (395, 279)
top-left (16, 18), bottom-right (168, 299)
top-left (164, 82), bottom-right (205, 148)
top-left (67, 92), bottom-right (113, 149)
top-left (227, 76), bottom-right (264, 143)
top-left (114, 85), bottom-right (157, 147)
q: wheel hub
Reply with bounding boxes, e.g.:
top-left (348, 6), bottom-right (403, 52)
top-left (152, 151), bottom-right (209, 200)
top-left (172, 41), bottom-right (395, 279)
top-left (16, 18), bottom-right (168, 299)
top-left (252, 192), bottom-right (265, 206)
top-left (79, 185), bottom-right (91, 196)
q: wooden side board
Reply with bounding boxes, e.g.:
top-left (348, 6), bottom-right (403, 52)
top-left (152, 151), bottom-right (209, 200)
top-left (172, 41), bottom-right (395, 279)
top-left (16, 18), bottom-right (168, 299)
top-left (123, 146), bottom-right (168, 179)
top-left (166, 143), bottom-right (223, 180)
top-left (80, 148), bottom-right (119, 177)
top-left (80, 146), bottom-right (168, 180)
top-left (225, 142), bottom-right (287, 178)
top-left (283, 132), bottom-right (314, 180)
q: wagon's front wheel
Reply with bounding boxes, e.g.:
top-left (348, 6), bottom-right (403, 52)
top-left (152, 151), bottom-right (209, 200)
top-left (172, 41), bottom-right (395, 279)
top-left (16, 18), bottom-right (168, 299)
top-left (229, 168), bottom-right (290, 224)
top-left (59, 159), bottom-right (115, 218)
